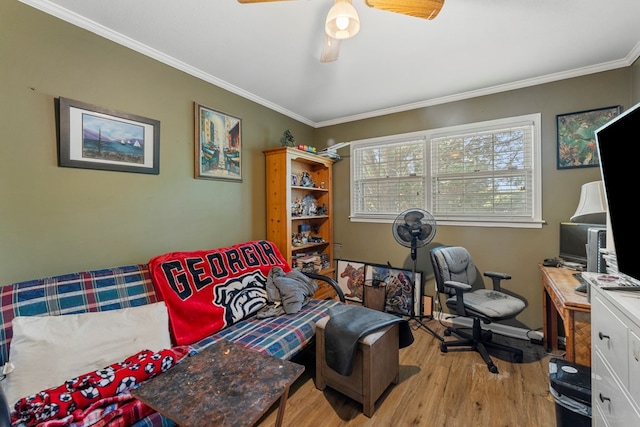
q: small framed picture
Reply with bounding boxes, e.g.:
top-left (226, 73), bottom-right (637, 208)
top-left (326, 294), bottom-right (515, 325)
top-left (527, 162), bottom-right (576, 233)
top-left (556, 106), bottom-right (621, 169)
top-left (335, 259), bottom-right (365, 303)
top-left (57, 97), bottom-right (160, 174)
top-left (194, 103), bottom-right (242, 182)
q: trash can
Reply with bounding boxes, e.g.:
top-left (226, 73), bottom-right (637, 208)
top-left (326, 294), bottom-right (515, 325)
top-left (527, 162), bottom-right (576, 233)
top-left (549, 358), bottom-right (591, 427)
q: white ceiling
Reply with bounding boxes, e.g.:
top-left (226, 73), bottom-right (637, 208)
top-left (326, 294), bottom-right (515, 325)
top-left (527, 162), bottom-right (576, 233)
top-left (21, 0), bottom-right (640, 127)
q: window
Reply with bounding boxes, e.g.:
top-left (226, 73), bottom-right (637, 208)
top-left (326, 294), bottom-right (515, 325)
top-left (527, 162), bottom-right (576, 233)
top-left (350, 114), bottom-right (542, 228)
top-left (351, 134), bottom-right (428, 220)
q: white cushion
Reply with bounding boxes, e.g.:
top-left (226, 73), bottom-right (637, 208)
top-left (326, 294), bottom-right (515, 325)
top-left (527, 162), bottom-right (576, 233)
top-left (2, 302), bottom-right (172, 406)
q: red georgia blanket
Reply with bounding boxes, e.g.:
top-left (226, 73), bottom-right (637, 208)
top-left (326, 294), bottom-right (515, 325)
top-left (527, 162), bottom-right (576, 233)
top-left (148, 240), bottom-right (290, 346)
top-left (11, 347), bottom-right (190, 427)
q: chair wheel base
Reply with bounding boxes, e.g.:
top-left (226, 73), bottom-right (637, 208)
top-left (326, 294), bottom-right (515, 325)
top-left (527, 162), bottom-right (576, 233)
top-left (439, 322), bottom-right (524, 374)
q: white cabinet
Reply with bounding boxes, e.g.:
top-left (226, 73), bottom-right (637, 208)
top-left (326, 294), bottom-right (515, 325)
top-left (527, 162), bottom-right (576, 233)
top-left (591, 285), bottom-right (640, 426)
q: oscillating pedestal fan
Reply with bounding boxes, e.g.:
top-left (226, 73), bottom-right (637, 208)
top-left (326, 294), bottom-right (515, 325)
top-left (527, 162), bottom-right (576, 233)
top-left (392, 208), bottom-right (442, 340)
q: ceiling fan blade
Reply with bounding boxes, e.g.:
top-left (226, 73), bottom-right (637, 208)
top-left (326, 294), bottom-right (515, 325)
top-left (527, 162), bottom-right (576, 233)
top-left (364, 0), bottom-right (444, 20)
top-left (320, 34), bottom-right (341, 63)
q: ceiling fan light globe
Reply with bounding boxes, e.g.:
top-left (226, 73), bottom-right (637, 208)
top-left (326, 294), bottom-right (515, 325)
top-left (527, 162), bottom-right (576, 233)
top-left (325, 1), bottom-right (360, 40)
top-left (336, 16), bottom-right (350, 31)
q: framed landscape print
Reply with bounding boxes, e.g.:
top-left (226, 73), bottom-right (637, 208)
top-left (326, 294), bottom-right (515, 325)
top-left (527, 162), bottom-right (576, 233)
top-left (556, 105), bottom-right (621, 169)
top-left (364, 264), bottom-right (422, 317)
top-left (58, 97), bottom-right (160, 174)
top-left (195, 103), bottom-right (242, 182)
top-left (335, 259), bottom-right (365, 303)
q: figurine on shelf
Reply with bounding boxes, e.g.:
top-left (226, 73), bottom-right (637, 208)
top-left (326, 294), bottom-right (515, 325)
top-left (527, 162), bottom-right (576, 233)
top-left (292, 233), bottom-right (304, 247)
top-left (316, 203), bottom-right (327, 216)
top-left (292, 198), bottom-right (304, 217)
top-left (300, 171), bottom-right (312, 187)
top-left (291, 174), bottom-right (297, 186)
top-left (298, 223), bottom-right (311, 244)
top-left (301, 195), bottom-right (317, 216)
top-left (280, 129), bottom-right (296, 147)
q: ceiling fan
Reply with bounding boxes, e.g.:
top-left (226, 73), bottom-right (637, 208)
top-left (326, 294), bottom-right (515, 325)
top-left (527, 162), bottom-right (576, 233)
top-left (238, 0), bottom-right (445, 63)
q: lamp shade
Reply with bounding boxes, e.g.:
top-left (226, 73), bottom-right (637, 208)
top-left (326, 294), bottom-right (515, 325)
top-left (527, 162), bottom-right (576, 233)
top-left (325, 0), bottom-right (360, 40)
top-left (570, 180), bottom-right (607, 224)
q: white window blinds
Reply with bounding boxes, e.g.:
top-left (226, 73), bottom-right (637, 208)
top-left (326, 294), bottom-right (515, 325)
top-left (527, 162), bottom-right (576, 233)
top-left (348, 113), bottom-right (542, 227)
top-left (351, 137), bottom-right (427, 220)
top-left (430, 120), bottom-right (535, 222)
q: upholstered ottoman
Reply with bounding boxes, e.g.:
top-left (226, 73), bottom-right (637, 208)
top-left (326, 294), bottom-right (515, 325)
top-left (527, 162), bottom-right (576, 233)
top-left (315, 316), bottom-right (400, 417)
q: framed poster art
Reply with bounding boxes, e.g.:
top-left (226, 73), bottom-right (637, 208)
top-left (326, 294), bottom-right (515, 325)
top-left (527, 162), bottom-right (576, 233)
top-left (556, 105), bottom-right (621, 169)
top-left (194, 103), bottom-right (242, 182)
top-left (57, 97), bottom-right (160, 174)
top-left (364, 264), bottom-right (422, 317)
top-left (335, 259), bottom-right (365, 303)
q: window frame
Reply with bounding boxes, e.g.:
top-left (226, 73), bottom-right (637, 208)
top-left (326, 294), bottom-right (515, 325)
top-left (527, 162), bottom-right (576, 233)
top-left (349, 113), bottom-right (543, 228)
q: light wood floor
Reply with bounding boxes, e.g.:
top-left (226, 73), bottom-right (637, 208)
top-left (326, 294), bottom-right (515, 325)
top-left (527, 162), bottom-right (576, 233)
top-left (257, 320), bottom-right (556, 427)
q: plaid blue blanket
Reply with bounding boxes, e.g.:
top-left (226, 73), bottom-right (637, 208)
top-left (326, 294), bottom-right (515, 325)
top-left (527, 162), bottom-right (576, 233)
top-left (0, 264), bottom-right (158, 367)
top-left (1, 263), bottom-right (342, 427)
top-left (192, 298), bottom-right (342, 360)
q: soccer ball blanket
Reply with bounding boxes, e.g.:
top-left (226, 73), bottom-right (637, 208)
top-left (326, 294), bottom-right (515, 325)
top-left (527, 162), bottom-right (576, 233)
top-left (148, 240), bottom-right (290, 345)
top-left (11, 347), bottom-right (190, 427)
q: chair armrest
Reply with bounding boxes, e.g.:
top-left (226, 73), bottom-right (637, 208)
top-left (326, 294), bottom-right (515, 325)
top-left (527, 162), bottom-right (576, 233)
top-left (444, 280), bottom-right (472, 316)
top-left (444, 280), bottom-right (472, 292)
top-left (483, 271), bottom-right (511, 292)
top-left (304, 272), bottom-right (345, 302)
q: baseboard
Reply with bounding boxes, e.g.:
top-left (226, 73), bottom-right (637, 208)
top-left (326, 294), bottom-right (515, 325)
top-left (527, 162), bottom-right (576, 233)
top-left (433, 311), bottom-right (543, 342)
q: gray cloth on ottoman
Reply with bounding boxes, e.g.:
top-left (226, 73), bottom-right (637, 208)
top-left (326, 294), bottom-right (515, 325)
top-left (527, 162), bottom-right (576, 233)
top-left (324, 305), bottom-right (414, 376)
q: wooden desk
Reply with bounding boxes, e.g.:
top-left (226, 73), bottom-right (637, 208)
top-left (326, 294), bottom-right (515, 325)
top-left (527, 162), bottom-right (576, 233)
top-left (132, 340), bottom-right (304, 427)
top-left (540, 264), bottom-right (591, 366)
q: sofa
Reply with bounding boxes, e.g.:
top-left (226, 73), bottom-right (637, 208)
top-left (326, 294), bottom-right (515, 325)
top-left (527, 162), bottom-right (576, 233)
top-left (0, 240), bottom-right (344, 427)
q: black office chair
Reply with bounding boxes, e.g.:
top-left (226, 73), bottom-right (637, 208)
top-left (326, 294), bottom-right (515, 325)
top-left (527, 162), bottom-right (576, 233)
top-left (430, 245), bottom-right (526, 373)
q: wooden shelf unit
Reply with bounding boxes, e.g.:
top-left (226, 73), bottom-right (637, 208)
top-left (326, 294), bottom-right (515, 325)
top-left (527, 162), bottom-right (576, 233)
top-left (264, 147), bottom-right (334, 277)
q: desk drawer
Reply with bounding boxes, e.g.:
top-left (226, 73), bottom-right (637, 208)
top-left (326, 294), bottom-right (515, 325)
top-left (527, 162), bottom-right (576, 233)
top-left (592, 295), bottom-right (629, 386)
top-left (628, 326), bottom-right (640, 408)
top-left (593, 350), bottom-right (640, 426)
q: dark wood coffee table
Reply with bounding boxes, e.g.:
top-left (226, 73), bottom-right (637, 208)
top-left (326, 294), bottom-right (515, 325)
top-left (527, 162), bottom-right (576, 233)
top-left (132, 339), bottom-right (304, 427)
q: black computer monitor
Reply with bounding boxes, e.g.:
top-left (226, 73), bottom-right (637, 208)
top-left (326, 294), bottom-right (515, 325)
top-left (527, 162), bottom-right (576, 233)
top-left (559, 222), bottom-right (604, 267)
top-left (595, 101), bottom-right (640, 283)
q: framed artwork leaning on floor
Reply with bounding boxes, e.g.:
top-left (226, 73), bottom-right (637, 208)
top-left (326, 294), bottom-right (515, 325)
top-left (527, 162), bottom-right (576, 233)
top-left (364, 263), bottom-right (422, 317)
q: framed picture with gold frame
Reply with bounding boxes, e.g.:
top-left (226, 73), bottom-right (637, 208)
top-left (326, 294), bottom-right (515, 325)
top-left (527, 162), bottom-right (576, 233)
top-left (194, 103), bottom-right (242, 182)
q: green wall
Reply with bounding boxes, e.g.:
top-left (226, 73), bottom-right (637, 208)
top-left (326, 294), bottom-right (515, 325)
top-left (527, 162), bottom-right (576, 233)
top-left (2, 0), bottom-right (636, 331)
top-left (316, 70), bottom-right (632, 330)
top-left (0, 1), bottom-right (314, 283)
